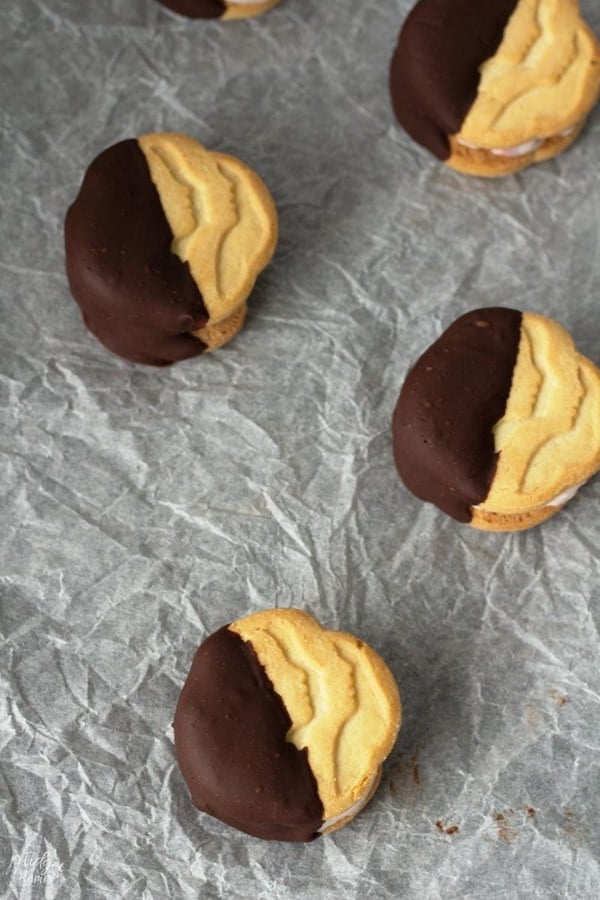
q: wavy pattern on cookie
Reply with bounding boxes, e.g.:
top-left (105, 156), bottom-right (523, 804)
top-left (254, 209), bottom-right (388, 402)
top-left (139, 133), bottom-right (277, 323)
top-left (484, 312), bottom-right (600, 512)
top-left (142, 142), bottom-right (238, 297)
top-left (231, 609), bottom-right (400, 821)
top-left (460, 0), bottom-right (600, 148)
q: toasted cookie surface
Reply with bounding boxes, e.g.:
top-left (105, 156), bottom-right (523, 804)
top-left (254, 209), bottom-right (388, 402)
top-left (390, 0), bottom-right (600, 176)
top-left (65, 133), bottom-right (277, 365)
top-left (221, 0), bottom-right (281, 19)
top-left (475, 312), bottom-right (600, 526)
top-left (174, 609), bottom-right (401, 840)
top-left (392, 309), bottom-right (600, 531)
top-left (155, 0), bottom-right (281, 18)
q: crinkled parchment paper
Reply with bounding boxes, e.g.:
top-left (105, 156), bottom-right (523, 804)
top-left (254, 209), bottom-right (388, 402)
top-left (1, 1), bottom-right (600, 897)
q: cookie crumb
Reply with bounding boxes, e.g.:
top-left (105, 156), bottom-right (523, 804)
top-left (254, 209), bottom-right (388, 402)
top-left (494, 812), bottom-right (517, 843)
top-left (435, 819), bottom-right (460, 836)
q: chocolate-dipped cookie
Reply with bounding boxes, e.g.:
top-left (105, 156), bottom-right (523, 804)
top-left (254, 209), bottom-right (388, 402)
top-left (390, 0), bottom-right (600, 177)
top-left (392, 309), bottom-right (600, 531)
top-left (154, 0), bottom-right (281, 19)
top-left (65, 133), bottom-right (278, 365)
top-left (174, 609), bottom-right (401, 841)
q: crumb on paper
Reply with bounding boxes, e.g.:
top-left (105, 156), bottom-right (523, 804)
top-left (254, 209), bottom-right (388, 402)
top-left (435, 819), bottom-right (460, 836)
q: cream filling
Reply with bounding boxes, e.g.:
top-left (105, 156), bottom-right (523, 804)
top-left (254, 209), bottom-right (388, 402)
top-left (475, 480), bottom-right (585, 515)
top-left (544, 481), bottom-right (585, 509)
top-left (457, 124), bottom-right (578, 158)
top-left (318, 772), bottom-right (378, 833)
top-left (229, 0), bottom-right (271, 4)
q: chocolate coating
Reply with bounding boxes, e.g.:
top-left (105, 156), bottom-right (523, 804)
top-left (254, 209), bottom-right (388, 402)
top-left (392, 308), bottom-right (522, 522)
top-left (390, 0), bottom-right (519, 159)
top-left (65, 139), bottom-right (208, 366)
top-left (155, 0), bottom-right (225, 17)
top-left (174, 626), bottom-right (324, 841)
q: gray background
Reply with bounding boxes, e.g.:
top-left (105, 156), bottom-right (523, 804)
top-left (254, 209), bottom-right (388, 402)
top-left (1, 1), bottom-right (599, 897)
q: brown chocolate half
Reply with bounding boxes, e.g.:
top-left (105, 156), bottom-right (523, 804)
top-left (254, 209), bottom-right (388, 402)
top-left (389, 0), bottom-right (519, 160)
top-left (64, 139), bottom-right (208, 366)
top-left (173, 626), bottom-right (324, 841)
top-left (155, 0), bottom-right (225, 17)
top-left (392, 308), bottom-right (522, 522)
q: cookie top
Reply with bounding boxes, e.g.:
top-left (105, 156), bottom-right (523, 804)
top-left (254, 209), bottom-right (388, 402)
top-left (174, 609), bottom-right (401, 841)
top-left (392, 308), bottom-right (600, 529)
top-left (390, 0), bottom-right (600, 162)
top-left (459, 0), bottom-right (600, 151)
top-left (65, 133), bottom-right (277, 365)
top-left (480, 312), bottom-right (600, 519)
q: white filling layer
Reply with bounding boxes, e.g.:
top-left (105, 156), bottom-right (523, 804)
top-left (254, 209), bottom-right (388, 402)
top-left (229, 0), bottom-right (271, 4)
top-left (318, 772), bottom-right (379, 833)
top-left (544, 481), bottom-right (585, 509)
top-left (475, 480), bottom-right (586, 515)
top-left (491, 138), bottom-right (544, 158)
top-left (457, 124), bottom-right (579, 158)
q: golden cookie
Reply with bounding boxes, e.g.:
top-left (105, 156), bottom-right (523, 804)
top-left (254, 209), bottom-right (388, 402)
top-left (64, 133), bottom-right (277, 365)
top-left (223, 0), bottom-right (281, 19)
top-left (174, 608), bottom-right (402, 841)
top-left (393, 308), bottom-right (600, 532)
top-left (390, 0), bottom-right (600, 177)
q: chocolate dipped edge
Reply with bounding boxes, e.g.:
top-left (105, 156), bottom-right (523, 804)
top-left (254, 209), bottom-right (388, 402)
top-left (155, 0), bottom-right (226, 18)
top-left (173, 625), bottom-right (324, 842)
top-left (390, 0), bottom-right (519, 160)
top-left (65, 139), bottom-right (209, 366)
top-left (392, 308), bottom-right (523, 521)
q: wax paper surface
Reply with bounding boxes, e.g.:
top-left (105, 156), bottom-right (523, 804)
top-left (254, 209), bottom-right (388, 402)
top-left (1, 1), bottom-right (600, 898)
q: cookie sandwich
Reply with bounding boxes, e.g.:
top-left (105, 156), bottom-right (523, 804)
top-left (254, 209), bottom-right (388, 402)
top-left (65, 133), bottom-right (278, 365)
top-left (392, 308), bottom-right (600, 531)
top-left (174, 608), bottom-right (401, 841)
top-left (390, 0), bottom-right (600, 176)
